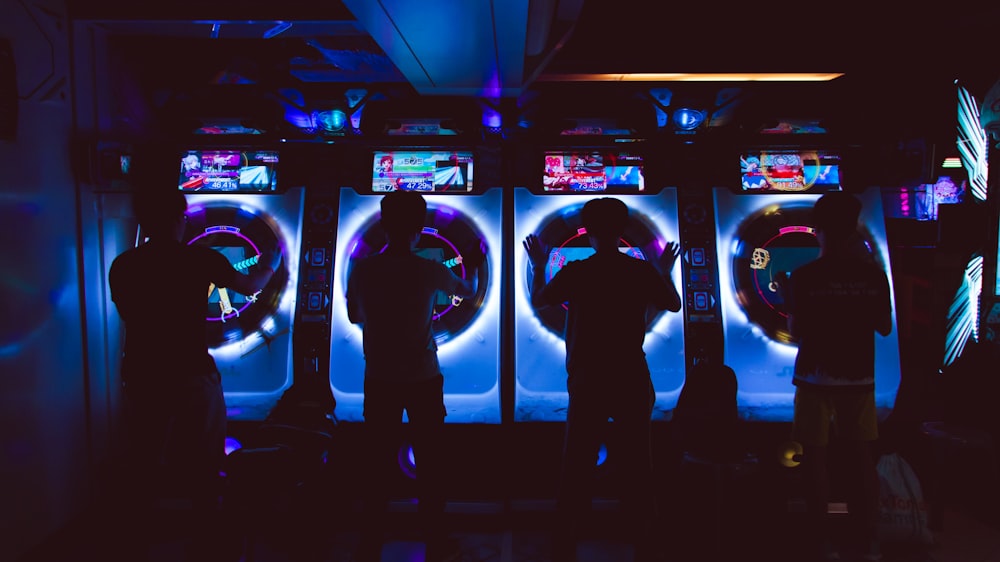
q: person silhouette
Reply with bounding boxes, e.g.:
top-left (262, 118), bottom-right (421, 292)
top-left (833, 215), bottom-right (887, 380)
top-left (346, 190), bottom-right (480, 562)
top-left (783, 191), bottom-right (892, 562)
top-left (523, 197), bottom-right (681, 562)
top-left (108, 186), bottom-right (279, 561)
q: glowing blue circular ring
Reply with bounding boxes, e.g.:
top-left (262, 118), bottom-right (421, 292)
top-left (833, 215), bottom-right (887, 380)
top-left (188, 226), bottom-right (262, 322)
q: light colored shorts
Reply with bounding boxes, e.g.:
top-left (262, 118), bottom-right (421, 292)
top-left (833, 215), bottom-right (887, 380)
top-left (792, 385), bottom-right (878, 447)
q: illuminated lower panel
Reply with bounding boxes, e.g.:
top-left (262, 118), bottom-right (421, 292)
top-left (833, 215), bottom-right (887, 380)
top-left (714, 187), bottom-right (901, 421)
top-left (513, 187), bottom-right (686, 421)
top-left (184, 190), bottom-right (304, 421)
top-left (329, 187), bottom-right (502, 423)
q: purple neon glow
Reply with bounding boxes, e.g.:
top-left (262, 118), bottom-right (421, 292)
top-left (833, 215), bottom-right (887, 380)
top-left (398, 443), bottom-right (417, 479)
top-left (188, 225), bottom-right (261, 322)
top-left (482, 106), bottom-right (502, 128)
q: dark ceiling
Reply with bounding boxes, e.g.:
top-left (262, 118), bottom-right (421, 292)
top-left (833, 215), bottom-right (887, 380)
top-left (66, 0), bottom-right (1000, 143)
top-left (547, 2), bottom-right (997, 82)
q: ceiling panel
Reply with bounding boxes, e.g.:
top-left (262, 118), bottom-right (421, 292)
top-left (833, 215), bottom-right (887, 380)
top-left (341, 0), bottom-right (532, 96)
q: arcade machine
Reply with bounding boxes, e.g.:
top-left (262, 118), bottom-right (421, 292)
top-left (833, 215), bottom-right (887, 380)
top-left (712, 145), bottom-right (901, 421)
top-left (175, 146), bottom-right (306, 421)
top-left (329, 147), bottom-right (503, 425)
top-left (513, 147), bottom-right (686, 422)
top-left (323, 105), bottom-right (506, 502)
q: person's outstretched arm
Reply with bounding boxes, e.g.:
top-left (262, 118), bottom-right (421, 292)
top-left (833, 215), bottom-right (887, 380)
top-left (452, 241), bottom-right (486, 298)
top-left (225, 247), bottom-right (280, 296)
top-left (523, 234), bottom-right (551, 308)
top-left (453, 272), bottom-right (477, 298)
top-left (652, 241), bottom-right (683, 312)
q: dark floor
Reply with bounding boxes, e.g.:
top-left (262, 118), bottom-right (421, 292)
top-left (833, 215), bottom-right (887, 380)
top-left (18, 489), bottom-right (1000, 562)
top-left (19, 420), bottom-right (1000, 562)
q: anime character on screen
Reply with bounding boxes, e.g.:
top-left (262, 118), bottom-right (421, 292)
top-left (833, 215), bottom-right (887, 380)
top-left (180, 153), bottom-right (208, 190)
top-left (376, 154), bottom-right (394, 178)
top-left (182, 153), bottom-right (201, 175)
top-left (741, 155), bottom-right (767, 190)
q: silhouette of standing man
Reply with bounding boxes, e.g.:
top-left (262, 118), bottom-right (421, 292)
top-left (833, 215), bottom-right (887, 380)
top-left (347, 190), bottom-right (479, 562)
top-left (784, 192), bottom-right (891, 562)
top-left (524, 197), bottom-right (681, 562)
top-left (109, 186), bottom-right (278, 561)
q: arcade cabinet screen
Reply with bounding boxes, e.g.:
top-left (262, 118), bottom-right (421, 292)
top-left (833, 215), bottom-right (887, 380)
top-left (178, 150), bottom-right (278, 192)
top-left (372, 150), bottom-right (474, 192)
top-left (543, 151), bottom-right (644, 192)
top-left (740, 149), bottom-right (841, 193)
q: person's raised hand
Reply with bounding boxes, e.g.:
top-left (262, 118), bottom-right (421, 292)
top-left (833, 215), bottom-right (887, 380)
top-left (523, 234), bottom-right (550, 271)
top-left (657, 240), bottom-right (680, 274)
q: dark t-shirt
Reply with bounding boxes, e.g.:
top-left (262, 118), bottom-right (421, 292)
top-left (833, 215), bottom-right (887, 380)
top-left (787, 254), bottom-right (891, 390)
top-left (537, 251), bottom-right (675, 384)
top-left (109, 239), bottom-right (238, 383)
top-left (346, 251), bottom-right (463, 382)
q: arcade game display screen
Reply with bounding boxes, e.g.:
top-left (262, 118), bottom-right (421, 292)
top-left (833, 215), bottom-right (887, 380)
top-left (543, 151), bottom-right (644, 192)
top-left (372, 150), bottom-right (474, 192)
top-left (740, 149), bottom-right (841, 193)
top-left (178, 149), bottom-right (278, 192)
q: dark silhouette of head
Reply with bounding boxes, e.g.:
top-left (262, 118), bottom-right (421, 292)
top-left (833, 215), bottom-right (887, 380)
top-left (582, 197), bottom-right (629, 242)
top-left (380, 190), bottom-right (427, 244)
top-left (133, 187), bottom-right (188, 239)
top-left (813, 191), bottom-right (861, 243)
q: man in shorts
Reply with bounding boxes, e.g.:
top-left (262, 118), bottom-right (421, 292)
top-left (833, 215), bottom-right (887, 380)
top-left (785, 191), bottom-right (892, 562)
